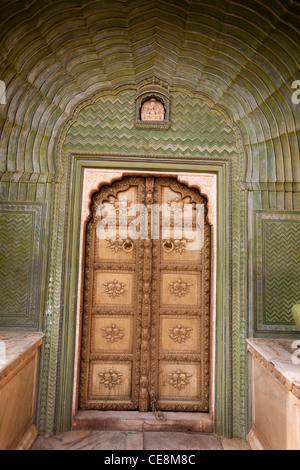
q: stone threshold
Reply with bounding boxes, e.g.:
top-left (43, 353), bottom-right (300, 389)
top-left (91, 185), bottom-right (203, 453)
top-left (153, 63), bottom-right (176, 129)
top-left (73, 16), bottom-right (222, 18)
top-left (32, 430), bottom-right (250, 451)
top-left (72, 410), bottom-right (214, 433)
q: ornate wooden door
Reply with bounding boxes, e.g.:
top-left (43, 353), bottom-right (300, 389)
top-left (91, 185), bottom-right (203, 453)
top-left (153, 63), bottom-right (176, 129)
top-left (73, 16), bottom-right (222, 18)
top-left (80, 176), bottom-right (210, 413)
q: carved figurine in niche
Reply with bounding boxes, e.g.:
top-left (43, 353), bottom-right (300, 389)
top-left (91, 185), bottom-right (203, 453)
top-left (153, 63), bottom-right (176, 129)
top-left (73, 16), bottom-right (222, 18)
top-left (141, 98), bottom-right (165, 121)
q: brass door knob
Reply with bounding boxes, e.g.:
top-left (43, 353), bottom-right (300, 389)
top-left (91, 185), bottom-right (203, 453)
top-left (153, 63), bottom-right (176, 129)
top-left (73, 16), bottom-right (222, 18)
top-left (163, 240), bottom-right (174, 253)
top-left (123, 239), bottom-right (134, 252)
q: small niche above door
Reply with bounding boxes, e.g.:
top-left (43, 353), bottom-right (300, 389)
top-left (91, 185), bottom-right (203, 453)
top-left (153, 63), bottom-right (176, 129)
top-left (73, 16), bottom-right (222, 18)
top-left (141, 98), bottom-right (165, 122)
top-left (135, 84), bottom-right (171, 130)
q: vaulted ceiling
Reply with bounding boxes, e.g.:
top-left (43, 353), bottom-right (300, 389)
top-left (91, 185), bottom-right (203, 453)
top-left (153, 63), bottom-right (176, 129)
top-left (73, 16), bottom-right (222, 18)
top-left (0, 0), bottom-right (299, 186)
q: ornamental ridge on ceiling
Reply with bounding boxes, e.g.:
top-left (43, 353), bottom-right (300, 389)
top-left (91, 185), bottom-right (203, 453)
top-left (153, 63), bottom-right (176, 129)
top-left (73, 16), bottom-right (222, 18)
top-left (0, 0), bottom-right (299, 187)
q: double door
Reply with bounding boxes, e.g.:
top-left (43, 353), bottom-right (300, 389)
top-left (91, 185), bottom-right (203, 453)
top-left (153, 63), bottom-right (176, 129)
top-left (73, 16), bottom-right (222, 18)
top-left (80, 176), bottom-right (210, 412)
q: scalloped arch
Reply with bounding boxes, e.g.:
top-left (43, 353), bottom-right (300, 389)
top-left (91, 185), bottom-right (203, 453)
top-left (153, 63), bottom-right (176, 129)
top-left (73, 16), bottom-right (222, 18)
top-left (0, 0), bottom-right (299, 187)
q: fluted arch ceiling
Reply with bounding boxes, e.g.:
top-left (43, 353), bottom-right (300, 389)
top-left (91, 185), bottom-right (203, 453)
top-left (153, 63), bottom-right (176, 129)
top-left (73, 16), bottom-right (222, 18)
top-left (0, 0), bottom-right (299, 186)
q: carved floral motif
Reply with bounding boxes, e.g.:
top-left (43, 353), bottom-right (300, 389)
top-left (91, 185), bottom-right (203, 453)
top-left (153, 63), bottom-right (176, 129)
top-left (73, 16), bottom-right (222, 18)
top-left (98, 369), bottom-right (123, 389)
top-left (101, 323), bottom-right (125, 343)
top-left (106, 238), bottom-right (123, 253)
top-left (173, 238), bottom-right (193, 254)
top-left (168, 279), bottom-right (192, 298)
top-left (169, 324), bottom-right (193, 344)
top-left (103, 279), bottom-right (127, 298)
top-left (167, 369), bottom-right (192, 390)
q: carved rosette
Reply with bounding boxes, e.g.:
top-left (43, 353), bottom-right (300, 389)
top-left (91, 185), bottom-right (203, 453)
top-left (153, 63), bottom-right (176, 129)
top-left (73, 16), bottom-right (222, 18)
top-left (167, 369), bottom-right (192, 390)
top-left (168, 279), bottom-right (192, 298)
top-left (101, 323), bottom-right (125, 343)
top-left (173, 238), bottom-right (193, 254)
top-left (169, 324), bottom-right (193, 344)
top-left (98, 369), bottom-right (123, 389)
top-left (103, 279), bottom-right (127, 298)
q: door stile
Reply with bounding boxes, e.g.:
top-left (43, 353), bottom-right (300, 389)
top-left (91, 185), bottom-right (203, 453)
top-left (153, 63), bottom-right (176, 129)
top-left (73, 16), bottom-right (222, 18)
top-left (80, 213), bottom-right (97, 405)
top-left (138, 177), bottom-right (155, 411)
top-left (149, 179), bottom-right (160, 411)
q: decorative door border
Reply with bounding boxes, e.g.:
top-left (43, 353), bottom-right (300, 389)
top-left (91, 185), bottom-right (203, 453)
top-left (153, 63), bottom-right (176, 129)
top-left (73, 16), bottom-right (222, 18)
top-left (51, 155), bottom-right (244, 438)
top-left (73, 169), bottom-right (217, 420)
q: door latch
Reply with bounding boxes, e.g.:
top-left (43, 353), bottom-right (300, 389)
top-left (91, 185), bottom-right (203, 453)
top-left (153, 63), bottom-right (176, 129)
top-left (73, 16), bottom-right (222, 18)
top-left (149, 390), bottom-right (165, 423)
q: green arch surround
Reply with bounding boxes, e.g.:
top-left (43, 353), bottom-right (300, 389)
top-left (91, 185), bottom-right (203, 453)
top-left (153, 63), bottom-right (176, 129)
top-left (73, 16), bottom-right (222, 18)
top-left (39, 82), bottom-right (247, 438)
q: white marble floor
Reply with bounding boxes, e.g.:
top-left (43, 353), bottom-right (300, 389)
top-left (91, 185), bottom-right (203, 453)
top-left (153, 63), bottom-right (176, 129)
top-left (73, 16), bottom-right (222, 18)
top-left (32, 431), bottom-right (250, 451)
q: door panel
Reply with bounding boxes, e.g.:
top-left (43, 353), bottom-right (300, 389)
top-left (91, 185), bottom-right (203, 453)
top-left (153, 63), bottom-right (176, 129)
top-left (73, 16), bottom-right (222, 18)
top-left (158, 362), bottom-right (201, 400)
top-left (80, 176), bottom-right (210, 413)
top-left (80, 177), bottom-right (146, 410)
top-left (93, 272), bottom-right (134, 306)
top-left (95, 237), bottom-right (136, 262)
top-left (151, 178), bottom-right (210, 412)
top-left (161, 272), bottom-right (200, 306)
top-left (91, 316), bottom-right (134, 353)
top-left (160, 317), bottom-right (200, 353)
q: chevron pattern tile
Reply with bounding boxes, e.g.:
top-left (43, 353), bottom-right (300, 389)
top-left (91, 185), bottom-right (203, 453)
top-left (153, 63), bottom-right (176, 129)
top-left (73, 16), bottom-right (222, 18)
top-left (264, 221), bottom-right (300, 325)
top-left (0, 213), bottom-right (32, 316)
top-left (0, 204), bottom-right (43, 329)
top-left (255, 212), bottom-right (300, 334)
top-left (64, 90), bottom-right (238, 158)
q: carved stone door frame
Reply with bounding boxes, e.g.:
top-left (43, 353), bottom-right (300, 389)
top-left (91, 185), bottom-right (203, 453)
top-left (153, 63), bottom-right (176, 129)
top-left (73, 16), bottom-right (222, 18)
top-left (72, 168), bottom-right (217, 427)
